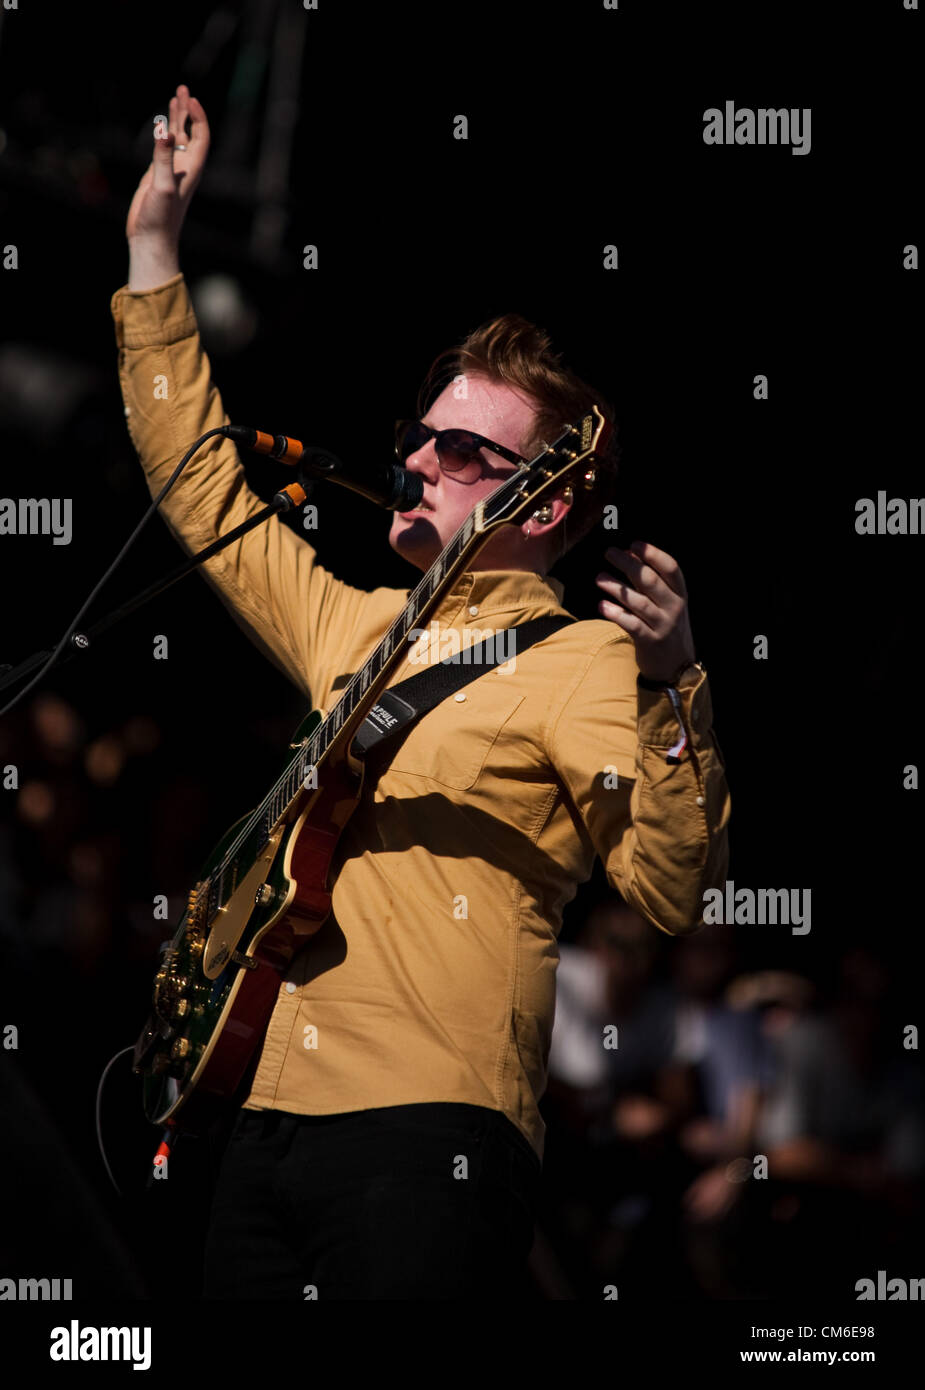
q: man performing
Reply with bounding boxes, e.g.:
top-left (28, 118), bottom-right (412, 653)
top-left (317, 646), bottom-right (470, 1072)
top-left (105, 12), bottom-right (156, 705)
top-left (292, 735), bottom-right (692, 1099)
top-left (113, 85), bottom-right (730, 1300)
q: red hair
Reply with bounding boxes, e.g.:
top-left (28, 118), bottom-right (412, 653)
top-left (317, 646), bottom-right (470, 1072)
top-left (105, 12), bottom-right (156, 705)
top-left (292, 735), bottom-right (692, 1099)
top-left (417, 313), bottom-right (620, 549)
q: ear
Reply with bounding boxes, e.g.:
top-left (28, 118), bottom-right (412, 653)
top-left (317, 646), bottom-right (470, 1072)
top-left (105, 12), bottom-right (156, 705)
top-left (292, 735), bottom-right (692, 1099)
top-left (521, 487), bottom-right (573, 538)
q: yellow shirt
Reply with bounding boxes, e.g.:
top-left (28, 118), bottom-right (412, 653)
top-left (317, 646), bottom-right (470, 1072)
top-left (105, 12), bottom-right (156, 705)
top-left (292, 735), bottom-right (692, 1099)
top-left (110, 274), bottom-right (731, 1160)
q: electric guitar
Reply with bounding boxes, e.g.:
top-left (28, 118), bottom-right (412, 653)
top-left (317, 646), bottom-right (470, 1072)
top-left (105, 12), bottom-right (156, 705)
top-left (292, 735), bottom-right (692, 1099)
top-left (132, 406), bottom-right (611, 1132)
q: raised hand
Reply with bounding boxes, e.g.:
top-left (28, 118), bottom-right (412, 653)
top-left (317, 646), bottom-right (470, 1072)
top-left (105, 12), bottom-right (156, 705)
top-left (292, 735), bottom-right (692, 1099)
top-left (126, 84), bottom-right (210, 290)
top-left (596, 540), bottom-right (697, 683)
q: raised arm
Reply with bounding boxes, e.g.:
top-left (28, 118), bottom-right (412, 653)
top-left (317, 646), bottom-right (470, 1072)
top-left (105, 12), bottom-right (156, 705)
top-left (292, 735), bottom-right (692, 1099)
top-left (113, 86), bottom-right (397, 703)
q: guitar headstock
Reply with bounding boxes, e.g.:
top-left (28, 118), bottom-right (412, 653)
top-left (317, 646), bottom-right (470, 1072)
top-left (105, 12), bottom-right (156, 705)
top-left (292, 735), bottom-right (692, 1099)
top-left (474, 405), bottom-right (612, 534)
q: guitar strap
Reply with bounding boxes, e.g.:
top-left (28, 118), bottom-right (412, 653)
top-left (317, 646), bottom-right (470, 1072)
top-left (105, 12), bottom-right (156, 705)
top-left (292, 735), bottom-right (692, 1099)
top-left (350, 614), bottom-right (576, 762)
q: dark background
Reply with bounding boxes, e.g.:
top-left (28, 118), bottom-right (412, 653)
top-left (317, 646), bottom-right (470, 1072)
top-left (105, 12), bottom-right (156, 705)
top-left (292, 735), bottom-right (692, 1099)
top-left (0, 0), bottom-right (921, 1310)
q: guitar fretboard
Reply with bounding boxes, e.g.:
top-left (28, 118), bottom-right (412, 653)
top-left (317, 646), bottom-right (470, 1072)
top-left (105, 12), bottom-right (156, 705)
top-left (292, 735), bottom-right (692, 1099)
top-left (269, 509), bottom-right (481, 827)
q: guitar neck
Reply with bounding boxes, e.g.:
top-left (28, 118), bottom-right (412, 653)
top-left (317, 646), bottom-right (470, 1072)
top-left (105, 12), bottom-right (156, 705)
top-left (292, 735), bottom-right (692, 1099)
top-left (321, 505), bottom-right (497, 750)
top-left (258, 500), bottom-right (498, 832)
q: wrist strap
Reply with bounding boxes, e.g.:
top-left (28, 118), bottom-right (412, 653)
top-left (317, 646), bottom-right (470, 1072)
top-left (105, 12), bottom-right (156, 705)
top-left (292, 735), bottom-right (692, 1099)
top-left (637, 665), bottom-right (696, 763)
top-left (637, 659), bottom-right (697, 692)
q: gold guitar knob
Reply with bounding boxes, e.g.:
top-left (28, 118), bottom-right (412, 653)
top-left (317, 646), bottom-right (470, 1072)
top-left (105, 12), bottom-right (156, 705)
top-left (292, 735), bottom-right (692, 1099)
top-left (172, 999), bottom-right (190, 1020)
top-left (171, 1037), bottom-right (190, 1061)
top-left (255, 884), bottom-right (276, 907)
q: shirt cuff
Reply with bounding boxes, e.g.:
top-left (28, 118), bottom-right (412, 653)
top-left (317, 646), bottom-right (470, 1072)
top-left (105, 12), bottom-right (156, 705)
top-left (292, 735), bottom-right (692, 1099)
top-left (636, 666), bottom-right (714, 755)
top-left (110, 273), bottom-right (196, 350)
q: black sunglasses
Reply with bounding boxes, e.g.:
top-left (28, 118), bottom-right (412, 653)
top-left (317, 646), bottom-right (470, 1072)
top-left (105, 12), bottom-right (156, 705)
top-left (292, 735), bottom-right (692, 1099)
top-left (394, 419), bottom-right (526, 482)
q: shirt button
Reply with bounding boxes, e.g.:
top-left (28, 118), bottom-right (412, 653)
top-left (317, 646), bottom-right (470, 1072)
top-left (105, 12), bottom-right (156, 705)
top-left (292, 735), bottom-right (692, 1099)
top-left (285, 981), bottom-right (297, 994)
top-left (454, 692), bottom-right (466, 702)
top-left (469, 605), bottom-right (479, 616)
top-left (696, 795), bottom-right (705, 807)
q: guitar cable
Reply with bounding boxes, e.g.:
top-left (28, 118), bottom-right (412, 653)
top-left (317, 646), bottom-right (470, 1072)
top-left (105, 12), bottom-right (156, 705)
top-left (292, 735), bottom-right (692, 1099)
top-left (95, 1044), bottom-right (135, 1198)
top-left (146, 1120), bottom-right (179, 1190)
top-left (95, 1044), bottom-right (179, 1197)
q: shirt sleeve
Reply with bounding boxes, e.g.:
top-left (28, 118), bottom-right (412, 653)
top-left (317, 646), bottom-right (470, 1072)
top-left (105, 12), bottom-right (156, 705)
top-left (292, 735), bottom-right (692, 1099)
top-left (109, 273), bottom-right (400, 704)
top-left (545, 633), bottom-right (731, 936)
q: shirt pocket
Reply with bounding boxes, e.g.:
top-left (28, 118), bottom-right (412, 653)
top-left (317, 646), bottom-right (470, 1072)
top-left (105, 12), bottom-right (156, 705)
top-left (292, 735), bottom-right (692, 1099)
top-left (384, 683), bottom-right (526, 790)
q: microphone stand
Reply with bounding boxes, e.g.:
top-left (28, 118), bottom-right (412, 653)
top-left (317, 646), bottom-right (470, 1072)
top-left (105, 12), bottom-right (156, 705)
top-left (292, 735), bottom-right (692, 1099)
top-left (0, 482), bottom-right (310, 697)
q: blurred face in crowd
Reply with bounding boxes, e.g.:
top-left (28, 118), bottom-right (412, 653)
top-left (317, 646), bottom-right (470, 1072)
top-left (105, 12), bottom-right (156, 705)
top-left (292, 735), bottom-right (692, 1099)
top-left (589, 904), bottom-right (656, 1008)
top-left (673, 930), bottom-right (737, 1001)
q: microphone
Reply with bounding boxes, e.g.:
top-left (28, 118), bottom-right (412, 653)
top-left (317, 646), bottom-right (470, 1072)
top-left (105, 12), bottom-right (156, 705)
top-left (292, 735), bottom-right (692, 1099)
top-left (221, 425), bottom-right (424, 511)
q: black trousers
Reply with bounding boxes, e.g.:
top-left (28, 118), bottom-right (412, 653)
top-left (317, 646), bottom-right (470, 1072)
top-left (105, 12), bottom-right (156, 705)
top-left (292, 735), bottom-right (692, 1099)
top-left (203, 1102), bottom-right (542, 1300)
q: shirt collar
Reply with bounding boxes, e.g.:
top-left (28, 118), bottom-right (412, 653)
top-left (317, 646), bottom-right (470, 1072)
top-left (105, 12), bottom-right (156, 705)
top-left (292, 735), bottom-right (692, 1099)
top-left (431, 569), bottom-right (567, 623)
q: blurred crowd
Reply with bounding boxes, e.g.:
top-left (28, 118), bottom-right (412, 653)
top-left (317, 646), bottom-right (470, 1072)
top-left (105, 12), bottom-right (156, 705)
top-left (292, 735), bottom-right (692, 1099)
top-left (1, 691), bottom-right (211, 980)
top-left (536, 898), bottom-right (924, 1299)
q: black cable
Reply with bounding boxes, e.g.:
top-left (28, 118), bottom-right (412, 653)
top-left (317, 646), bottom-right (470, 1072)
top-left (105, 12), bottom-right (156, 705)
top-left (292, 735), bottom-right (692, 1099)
top-left (0, 427), bottom-right (228, 718)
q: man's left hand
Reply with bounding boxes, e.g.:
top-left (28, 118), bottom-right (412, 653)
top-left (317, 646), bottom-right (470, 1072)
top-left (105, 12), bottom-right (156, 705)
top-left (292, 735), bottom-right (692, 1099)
top-left (596, 541), bottom-right (696, 683)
